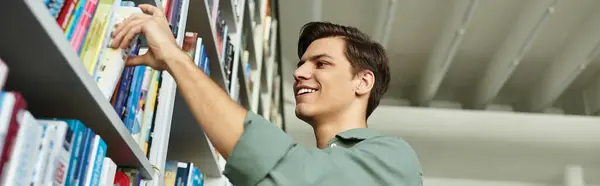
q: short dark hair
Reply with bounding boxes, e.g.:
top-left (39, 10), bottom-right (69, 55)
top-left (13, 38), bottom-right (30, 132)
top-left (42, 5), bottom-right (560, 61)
top-left (297, 22), bottom-right (390, 118)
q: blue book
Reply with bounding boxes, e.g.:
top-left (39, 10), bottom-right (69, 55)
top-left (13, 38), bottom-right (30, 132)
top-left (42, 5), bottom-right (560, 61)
top-left (63, 120), bottom-right (86, 186)
top-left (175, 163), bottom-right (190, 186)
top-left (114, 67), bottom-right (134, 118)
top-left (190, 166), bottom-right (203, 186)
top-left (74, 128), bottom-right (94, 186)
top-left (124, 66), bottom-right (145, 132)
top-left (83, 136), bottom-right (106, 186)
top-left (203, 56), bottom-right (210, 75)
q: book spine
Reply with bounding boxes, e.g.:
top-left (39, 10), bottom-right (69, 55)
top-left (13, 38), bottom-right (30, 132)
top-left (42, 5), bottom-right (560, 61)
top-left (139, 70), bottom-right (159, 152)
top-left (90, 137), bottom-right (106, 186)
top-left (133, 67), bottom-right (152, 144)
top-left (98, 158), bottom-right (116, 186)
top-left (0, 92), bottom-right (26, 176)
top-left (0, 111), bottom-right (43, 186)
top-left (65, 0), bottom-right (85, 38)
top-left (0, 59), bottom-right (7, 90)
top-left (0, 92), bottom-right (15, 175)
top-left (114, 67), bottom-right (134, 117)
top-left (56, 0), bottom-right (75, 30)
top-left (71, 0), bottom-right (98, 52)
top-left (53, 122), bottom-right (74, 186)
top-left (73, 128), bottom-right (93, 186)
top-left (175, 162), bottom-right (189, 186)
top-left (75, 0), bottom-right (100, 54)
top-left (87, 0), bottom-right (122, 77)
top-left (82, 135), bottom-right (100, 186)
top-left (30, 123), bottom-right (54, 185)
top-left (124, 66), bottom-right (145, 133)
top-left (64, 120), bottom-right (84, 186)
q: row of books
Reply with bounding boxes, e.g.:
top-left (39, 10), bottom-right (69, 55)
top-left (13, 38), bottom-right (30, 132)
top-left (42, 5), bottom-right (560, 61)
top-left (164, 161), bottom-right (203, 186)
top-left (183, 33), bottom-right (212, 75)
top-left (0, 59), bottom-right (122, 186)
top-left (43, 0), bottom-right (185, 157)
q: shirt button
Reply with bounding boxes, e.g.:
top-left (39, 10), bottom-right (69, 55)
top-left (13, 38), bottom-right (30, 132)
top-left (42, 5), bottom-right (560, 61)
top-left (330, 144), bottom-right (337, 148)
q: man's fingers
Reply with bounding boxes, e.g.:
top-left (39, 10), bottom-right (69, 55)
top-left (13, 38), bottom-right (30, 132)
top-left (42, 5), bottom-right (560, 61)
top-left (111, 19), bottom-right (144, 48)
top-left (119, 25), bottom-right (143, 49)
top-left (139, 4), bottom-right (164, 17)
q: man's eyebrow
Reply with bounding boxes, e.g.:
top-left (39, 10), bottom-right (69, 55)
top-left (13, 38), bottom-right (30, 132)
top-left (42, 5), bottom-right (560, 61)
top-left (298, 54), bottom-right (333, 65)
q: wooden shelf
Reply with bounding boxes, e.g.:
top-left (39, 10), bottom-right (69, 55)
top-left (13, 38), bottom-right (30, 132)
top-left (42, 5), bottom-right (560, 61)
top-left (0, 0), bottom-right (154, 179)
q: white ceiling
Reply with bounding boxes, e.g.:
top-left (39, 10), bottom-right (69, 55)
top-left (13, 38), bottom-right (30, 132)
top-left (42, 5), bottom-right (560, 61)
top-left (277, 0), bottom-right (600, 184)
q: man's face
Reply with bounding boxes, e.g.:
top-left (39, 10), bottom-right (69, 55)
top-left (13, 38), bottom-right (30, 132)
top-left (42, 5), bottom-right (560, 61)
top-left (294, 37), bottom-right (357, 123)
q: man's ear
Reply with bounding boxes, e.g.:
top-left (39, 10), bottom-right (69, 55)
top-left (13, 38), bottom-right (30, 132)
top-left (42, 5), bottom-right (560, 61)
top-left (355, 70), bottom-right (374, 96)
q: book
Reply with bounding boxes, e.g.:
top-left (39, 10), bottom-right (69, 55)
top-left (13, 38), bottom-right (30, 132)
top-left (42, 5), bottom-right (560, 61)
top-left (140, 70), bottom-right (160, 154)
top-left (0, 92), bottom-right (26, 177)
top-left (73, 128), bottom-right (94, 186)
top-left (83, 135), bottom-right (107, 186)
top-left (81, 0), bottom-right (121, 75)
top-left (0, 110), bottom-right (43, 186)
top-left (99, 157), bottom-right (116, 186)
top-left (30, 122), bottom-right (55, 185)
top-left (63, 119), bottom-right (86, 186)
top-left (95, 6), bottom-right (142, 100)
top-left (56, 0), bottom-right (77, 30)
top-left (39, 119), bottom-right (74, 186)
top-left (70, 0), bottom-right (100, 53)
top-left (0, 59), bottom-right (8, 89)
top-left (65, 0), bottom-right (85, 38)
top-left (163, 161), bottom-right (178, 186)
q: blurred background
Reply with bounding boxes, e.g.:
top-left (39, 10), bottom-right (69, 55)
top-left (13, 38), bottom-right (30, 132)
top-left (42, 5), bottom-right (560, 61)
top-left (278, 0), bottom-right (600, 185)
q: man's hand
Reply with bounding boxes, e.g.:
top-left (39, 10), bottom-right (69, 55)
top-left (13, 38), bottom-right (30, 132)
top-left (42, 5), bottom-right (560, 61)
top-left (110, 4), bottom-right (182, 71)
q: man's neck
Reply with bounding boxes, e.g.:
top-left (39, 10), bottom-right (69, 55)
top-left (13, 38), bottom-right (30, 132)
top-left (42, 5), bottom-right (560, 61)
top-left (311, 107), bottom-right (367, 149)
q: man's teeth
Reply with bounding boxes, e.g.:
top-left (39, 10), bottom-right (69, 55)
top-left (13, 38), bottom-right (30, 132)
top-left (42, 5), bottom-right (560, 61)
top-left (297, 88), bottom-right (316, 95)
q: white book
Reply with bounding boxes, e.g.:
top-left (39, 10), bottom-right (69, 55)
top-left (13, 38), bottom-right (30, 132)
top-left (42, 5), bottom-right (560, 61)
top-left (0, 92), bottom-right (16, 162)
top-left (96, 5), bottom-right (140, 100)
top-left (38, 120), bottom-right (72, 186)
top-left (98, 158), bottom-right (116, 186)
top-left (0, 59), bottom-right (8, 90)
top-left (30, 123), bottom-right (56, 186)
top-left (194, 37), bottom-right (204, 66)
top-left (83, 135), bottom-right (100, 186)
top-left (0, 110), bottom-right (43, 186)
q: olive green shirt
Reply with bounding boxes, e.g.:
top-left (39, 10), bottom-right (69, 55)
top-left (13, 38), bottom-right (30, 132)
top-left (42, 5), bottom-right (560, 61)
top-left (224, 112), bottom-right (423, 186)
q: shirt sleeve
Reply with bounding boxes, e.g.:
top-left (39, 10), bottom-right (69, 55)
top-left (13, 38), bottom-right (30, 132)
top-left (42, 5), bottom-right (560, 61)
top-left (223, 112), bottom-right (422, 186)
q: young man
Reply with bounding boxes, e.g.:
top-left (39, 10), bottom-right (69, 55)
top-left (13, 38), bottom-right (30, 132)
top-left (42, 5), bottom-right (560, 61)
top-left (111, 4), bottom-right (422, 185)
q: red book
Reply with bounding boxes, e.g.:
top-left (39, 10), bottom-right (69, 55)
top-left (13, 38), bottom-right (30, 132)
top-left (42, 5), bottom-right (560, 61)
top-left (71, 0), bottom-right (99, 52)
top-left (0, 92), bottom-right (27, 175)
top-left (57, 0), bottom-right (77, 30)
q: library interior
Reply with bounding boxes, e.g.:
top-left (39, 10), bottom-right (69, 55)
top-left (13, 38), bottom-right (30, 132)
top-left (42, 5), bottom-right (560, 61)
top-left (1, 0), bottom-right (599, 186)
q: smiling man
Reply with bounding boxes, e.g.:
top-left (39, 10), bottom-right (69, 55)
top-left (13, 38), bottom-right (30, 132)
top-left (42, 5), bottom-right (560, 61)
top-left (111, 4), bottom-right (422, 186)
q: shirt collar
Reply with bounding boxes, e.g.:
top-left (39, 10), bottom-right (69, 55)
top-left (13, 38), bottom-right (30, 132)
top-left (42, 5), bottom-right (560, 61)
top-left (327, 128), bottom-right (384, 146)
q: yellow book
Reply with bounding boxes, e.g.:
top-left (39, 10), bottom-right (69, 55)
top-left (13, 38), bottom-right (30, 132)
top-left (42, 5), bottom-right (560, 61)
top-left (81, 0), bottom-right (119, 75)
top-left (142, 70), bottom-right (160, 155)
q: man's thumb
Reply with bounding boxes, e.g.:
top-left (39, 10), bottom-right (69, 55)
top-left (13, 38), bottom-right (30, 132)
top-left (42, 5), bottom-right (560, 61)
top-left (126, 53), bottom-right (149, 67)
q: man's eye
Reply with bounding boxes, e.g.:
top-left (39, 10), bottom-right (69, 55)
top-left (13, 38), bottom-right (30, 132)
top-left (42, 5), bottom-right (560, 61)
top-left (316, 62), bottom-right (327, 67)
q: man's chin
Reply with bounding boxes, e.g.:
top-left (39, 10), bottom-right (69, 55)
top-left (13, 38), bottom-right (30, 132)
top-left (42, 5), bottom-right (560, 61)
top-left (295, 107), bottom-right (315, 123)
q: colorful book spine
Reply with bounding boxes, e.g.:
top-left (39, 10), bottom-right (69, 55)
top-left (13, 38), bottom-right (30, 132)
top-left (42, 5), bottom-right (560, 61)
top-left (65, 0), bottom-right (85, 38)
top-left (124, 65), bottom-right (146, 132)
top-left (37, 120), bottom-right (74, 186)
top-left (64, 119), bottom-right (85, 186)
top-left (71, 0), bottom-right (99, 53)
top-left (83, 135), bottom-right (106, 186)
top-left (73, 128), bottom-right (94, 186)
top-left (163, 161), bottom-right (178, 186)
top-left (87, 0), bottom-right (122, 77)
top-left (57, 0), bottom-right (77, 30)
top-left (132, 67), bottom-right (152, 144)
top-left (140, 70), bottom-right (160, 153)
top-left (114, 67), bottom-right (134, 118)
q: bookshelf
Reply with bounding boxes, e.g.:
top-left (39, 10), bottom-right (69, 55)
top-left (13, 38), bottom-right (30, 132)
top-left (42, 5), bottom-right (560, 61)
top-left (0, 0), bottom-right (154, 179)
top-left (0, 0), bottom-right (283, 184)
